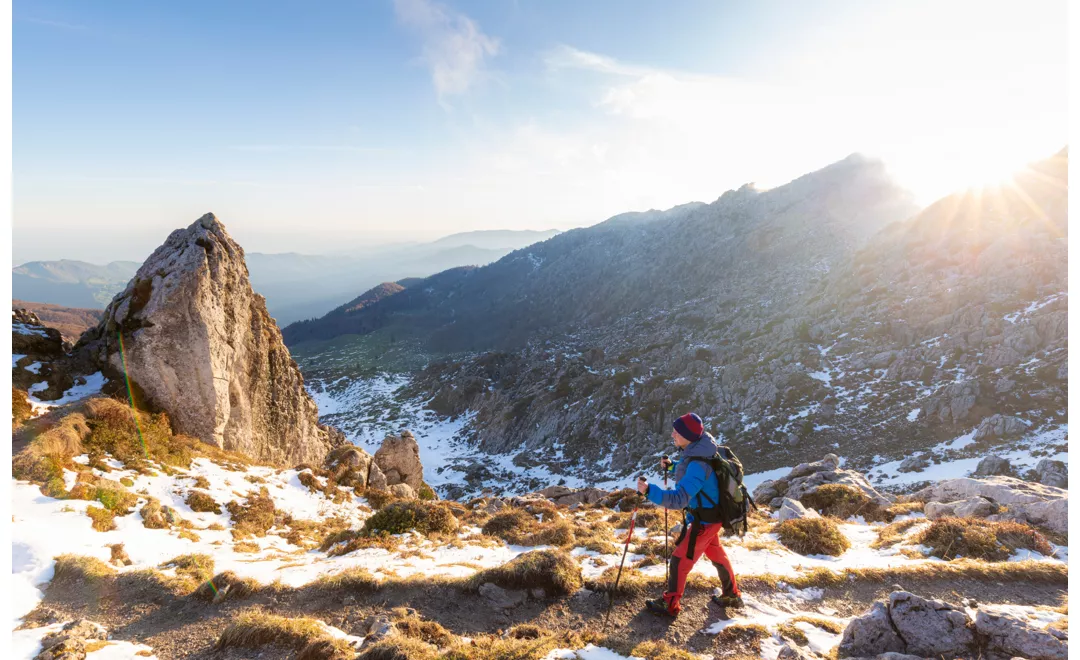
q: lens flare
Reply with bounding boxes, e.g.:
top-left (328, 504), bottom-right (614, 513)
top-left (117, 332), bottom-right (149, 459)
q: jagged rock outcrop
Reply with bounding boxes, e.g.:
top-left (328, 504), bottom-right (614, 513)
top-left (974, 455), bottom-right (1012, 477)
top-left (840, 592), bottom-right (979, 658)
top-left (974, 414), bottom-right (1027, 441)
top-left (324, 445), bottom-right (387, 490)
top-left (34, 619), bottom-right (108, 660)
top-left (1029, 458), bottom-right (1067, 489)
top-left (924, 496), bottom-right (999, 520)
top-left (77, 213), bottom-right (340, 466)
top-left (12, 309), bottom-right (77, 399)
top-left (975, 607), bottom-right (1068, 660)
top-left (753, 454), bottom-right (893, 508)
top-left (373, 430), bottom-right (424, 490)
top-left (913, 476), bottom-right (1067, 533)
top-left (534, 485), bottom-right (608, 507)
top-left (778, 497), bottom-right (820, 521)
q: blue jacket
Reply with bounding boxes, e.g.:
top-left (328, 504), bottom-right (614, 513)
top-left (646, 432), bottom-right (721, 524)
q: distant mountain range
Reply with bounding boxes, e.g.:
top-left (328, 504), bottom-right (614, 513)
top-left (294, 149), bottom-right (1068, 494)
top-left (12, 228), bottom-right (562, 326)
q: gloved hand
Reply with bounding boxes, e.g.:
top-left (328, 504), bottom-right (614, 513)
top-left (636, 476), bottom-right (649, 494)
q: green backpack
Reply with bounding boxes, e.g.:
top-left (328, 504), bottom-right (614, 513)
top-left (687, 445), bottom-right (755, 536)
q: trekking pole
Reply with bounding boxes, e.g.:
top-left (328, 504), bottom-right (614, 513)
top-left (662, 457), bottom-right (669, 588)
top-left (602, 501), bottom-right (639, 633)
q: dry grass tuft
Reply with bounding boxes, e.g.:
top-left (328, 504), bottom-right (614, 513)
top-left (160, 554), bottom-right (214, 583)
top-left (357, 636), bottom-right (439, 660)
top-left (871, 518), bottom-right (923, 549)
top-left (12, 387), bottom-right (33, 426)
top-left (86, 505), bottom-right (117, 531)
top-left (789, 616), bottom-right (845, 634)
top-left (630, 640), bottom-right (705, 660)
top-left (585, 566), bottom-right (650, 596)
top-left (800, 484), bottom-right (891, 522)
top-left (227, 488), bottom-right (277, 537)
top-left (53, 554), bottom-right (116, 583)
top-left (467, 549), bottom-right (582, 596)
top-left (311, 567), bottom-right (381, 593)
top-left (914, 517), bottom-right (1054, 561)
top-left (390, 609), bottom-right (456, 648)
top-left (774, 517), bottom-right (850, 556)
top-left (363, 489), bottom-right (400, 510)
top-left (363, 501), bottom-right (459, 537)
top-left (185, 490), bottom-right (221, 514)
top-left (193, 570), bottom-right (261, 603)
top-left (215, 609), bottom-right (352, 658)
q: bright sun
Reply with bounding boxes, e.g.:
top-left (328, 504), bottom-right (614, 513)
top-left (883, 141), bottom-right (1058, 207)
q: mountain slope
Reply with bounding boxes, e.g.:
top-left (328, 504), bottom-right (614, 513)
top-left (299, 150), bottom-right (1067, 493)
top-left (11, 300), bottom-right (103, 341)
top-left (281, 279), bottom-right (416, 345)
top-left (12, 260), bottom-right (140, 308)
top-left (301, 154), bottom-right (918, 354)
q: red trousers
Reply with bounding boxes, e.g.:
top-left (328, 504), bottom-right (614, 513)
top-left (662, 520), bottom-right (739, 614)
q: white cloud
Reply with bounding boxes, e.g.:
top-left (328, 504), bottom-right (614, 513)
top-left (394, 0), bottom-right (500, 107)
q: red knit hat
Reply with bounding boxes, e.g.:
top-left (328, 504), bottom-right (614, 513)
top-left (673, 413), bottom-right (704, 441)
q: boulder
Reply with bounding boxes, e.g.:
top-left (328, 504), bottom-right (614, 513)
top-left (887, 591), bottom-right (974, 658)
top-left (76, 214), bottom-right (340, 467)
top-left (925, 496), bottom-right (999, 520)
top-left (897, 454), bottom-right (929, 473)
top-left (778, 498), bottom-right (820, 522)
top-left (838, 601), bottom-right (906, 657)
top-left (367, 462), bottom-right (389, 491)
top-left (35, 619), bottom-right (108, 660)
top-left (975, 607), bottom-right (1067, 660)
top-left (913, 476), bottom-right (1067, 534)
top-left (974, 455), bottom-right (1012, 477)
top-left (478, 582), bottom-right (527, 610)
top-left (755, 454), bottom-right (893, 510)
top-left (974, 414), bottom-right (1027, 441)
top-left (389, 483), bottom-right (417, 500)
top-left (536, 486), bottom-right (608, 507)
top-left (373, 430), bottom-right (424, 490)
top-left (1031, 459), bottom-right (1067, 489)
top-left (777, 642), bottom-right (817, 660)
top-left (325, 445), bottom-right (377, 489)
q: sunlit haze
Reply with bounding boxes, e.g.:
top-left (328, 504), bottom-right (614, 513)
top-left (13, 0), bottom-right (1067, 263)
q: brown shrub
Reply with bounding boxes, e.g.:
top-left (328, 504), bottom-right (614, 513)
top-left (915, 517), bottom-right (1054, 561)
top-left (774, 517), bottom-right (850, 556)
top-left (630, 640), bottom-right (702, 660)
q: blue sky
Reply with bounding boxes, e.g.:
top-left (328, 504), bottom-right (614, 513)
top-left (13, 0), bottom-right (1069, 262)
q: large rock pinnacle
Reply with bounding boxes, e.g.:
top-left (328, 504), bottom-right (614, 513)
top-left (79, 213), bottom-right (340, 466)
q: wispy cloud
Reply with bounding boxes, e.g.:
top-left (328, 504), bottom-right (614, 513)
top-left (20, 16), bottom-right (87, 30)
top-left (543, 45), bottom-right (646, 77)
top-left (394, 0), bottom-right (500, 108)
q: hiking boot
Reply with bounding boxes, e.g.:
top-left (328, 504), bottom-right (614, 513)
top-left (644, 598), bottom-right (677, 618)
top-left (711, 594), bottom-right (744, 609)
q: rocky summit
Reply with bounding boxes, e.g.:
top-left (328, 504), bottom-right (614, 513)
top-left (77, 213), bottom-right (341, 466)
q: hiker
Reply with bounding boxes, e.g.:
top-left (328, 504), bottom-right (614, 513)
top-left (635, 412), bottom-right (743, 617)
